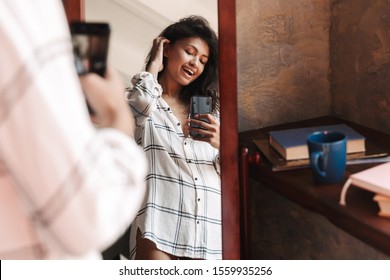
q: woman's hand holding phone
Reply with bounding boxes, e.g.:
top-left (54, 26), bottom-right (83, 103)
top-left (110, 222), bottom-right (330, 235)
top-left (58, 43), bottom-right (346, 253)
top-left (188, 114), bottom-right (220, 149)
top-left (70, 21), bottom-right (135, 137)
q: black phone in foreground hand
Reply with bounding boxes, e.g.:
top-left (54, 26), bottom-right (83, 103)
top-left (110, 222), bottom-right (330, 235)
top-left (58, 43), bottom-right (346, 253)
top-left (190, 96), bottom-right (212, 138)
top-left (70, 21), bottom-right (110, 77)
top-left (70, 22), bottom-right (110, 115)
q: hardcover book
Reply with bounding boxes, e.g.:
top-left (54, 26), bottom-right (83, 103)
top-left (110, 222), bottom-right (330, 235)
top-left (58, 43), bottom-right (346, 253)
top-left (339, 162), bottom-right (390, 206)
top-left (254, 138), bottom-right (388, 171)
top-left (269, 124), bottom-right (366, 161)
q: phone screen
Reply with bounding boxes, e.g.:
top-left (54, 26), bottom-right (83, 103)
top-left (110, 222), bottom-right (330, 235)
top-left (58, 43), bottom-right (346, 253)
top-left (70, 22), bottom-right (110, 77)
top-left (190, 96), bottom-right (212, 138)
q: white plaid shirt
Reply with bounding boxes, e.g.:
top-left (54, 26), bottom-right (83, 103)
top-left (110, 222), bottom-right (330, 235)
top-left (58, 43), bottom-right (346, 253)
top-left (0, 0), bottom-right (147, 259)
top-left (127, 72), bottom-right (222, 259)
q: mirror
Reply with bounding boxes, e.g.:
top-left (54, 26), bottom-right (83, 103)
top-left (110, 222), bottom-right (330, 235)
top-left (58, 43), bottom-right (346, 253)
top-left (64, 0), bottom-right (240, 260)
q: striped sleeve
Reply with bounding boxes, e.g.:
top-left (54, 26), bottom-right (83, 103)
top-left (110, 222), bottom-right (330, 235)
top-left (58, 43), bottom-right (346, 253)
top-left (126, 72), bottom-right (162, 126)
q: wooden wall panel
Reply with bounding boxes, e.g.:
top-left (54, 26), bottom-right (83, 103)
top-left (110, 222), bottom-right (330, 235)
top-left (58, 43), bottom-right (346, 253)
top-left (219, 0), bottom-right (241, 260)
top-left (62, 0), bottom-right (84, 22)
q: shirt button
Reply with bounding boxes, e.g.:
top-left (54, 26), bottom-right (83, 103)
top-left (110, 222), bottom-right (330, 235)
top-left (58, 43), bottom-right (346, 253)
top-left (197, 198), bottom-right (201, 202)
top-left (195, 177), bottom-right (198, 181)
top-left (177, 123), bottom-right (180, 126)
top-left (188, 160), bottom-right (192, 163)
top-left (197, 221), bottom-right (200, 224)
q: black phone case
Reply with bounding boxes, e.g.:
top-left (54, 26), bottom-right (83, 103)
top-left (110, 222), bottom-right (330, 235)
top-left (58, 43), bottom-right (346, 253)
top-left (70, 22), bottom-right (110, 77)
top-left (190, 96), bottom-right (212, 138)
top-left (70, 22), bottom-right (110, 115)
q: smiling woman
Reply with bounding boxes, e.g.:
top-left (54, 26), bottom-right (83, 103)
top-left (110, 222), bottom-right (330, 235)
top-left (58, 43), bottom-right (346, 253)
top-left (63, 0), bottom-right (240, 260)
top-left (125, 16), bottom-right (221, 260)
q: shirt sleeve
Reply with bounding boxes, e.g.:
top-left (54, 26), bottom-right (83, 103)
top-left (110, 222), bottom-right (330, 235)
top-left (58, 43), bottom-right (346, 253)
top-left (0, 0), bottom-right (147, 257)
top-left (126, 72), bottom-right (163, 126)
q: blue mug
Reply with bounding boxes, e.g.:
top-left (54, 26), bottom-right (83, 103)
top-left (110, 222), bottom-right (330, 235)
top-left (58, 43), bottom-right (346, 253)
top-left (307, 131), bottom-right (347, 184)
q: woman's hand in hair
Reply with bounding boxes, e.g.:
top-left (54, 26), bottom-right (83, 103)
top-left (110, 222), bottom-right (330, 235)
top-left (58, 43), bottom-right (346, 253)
top-left (146, 37), bottom-right (170, 79)
top-left (188, 114), bottom-right (220, 150)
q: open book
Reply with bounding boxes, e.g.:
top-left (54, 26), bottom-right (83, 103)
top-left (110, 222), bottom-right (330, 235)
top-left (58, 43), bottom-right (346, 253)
top-left (339, 162), bottom-right (390, 206)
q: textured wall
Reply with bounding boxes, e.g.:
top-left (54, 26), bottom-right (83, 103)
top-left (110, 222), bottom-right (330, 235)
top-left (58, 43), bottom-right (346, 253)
top-left (237, 0), bottom-right (331, 132)
top-left (330, 0), bottom-right (390, 134)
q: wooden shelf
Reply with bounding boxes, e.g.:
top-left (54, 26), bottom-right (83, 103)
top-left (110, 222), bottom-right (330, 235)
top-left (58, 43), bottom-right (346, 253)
top-left (239, 116), bottom-right (390, 256)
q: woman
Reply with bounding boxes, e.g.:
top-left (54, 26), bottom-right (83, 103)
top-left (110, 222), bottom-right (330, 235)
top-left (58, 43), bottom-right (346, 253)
top-left (126, 15), bottom-right (221, 260)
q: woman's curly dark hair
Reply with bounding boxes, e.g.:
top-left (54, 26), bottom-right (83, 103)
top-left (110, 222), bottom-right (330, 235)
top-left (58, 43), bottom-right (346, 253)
top-left (145, 15), bottom-right (219, 115)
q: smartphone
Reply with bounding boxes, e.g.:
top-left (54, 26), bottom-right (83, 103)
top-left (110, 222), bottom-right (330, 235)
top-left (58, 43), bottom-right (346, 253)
top-left (70, 22), bottom-right (110, 114)
top-left (189, 96), bottom-right (212, 138)
top-left (69, 21), bottom-right (110, 77)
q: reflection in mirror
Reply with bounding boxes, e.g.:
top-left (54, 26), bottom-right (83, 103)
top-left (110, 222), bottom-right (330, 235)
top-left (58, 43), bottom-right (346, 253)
top-left (86, 0), bottom-right (221, 260)
top-left (86, 0), bottom-right (217, 85)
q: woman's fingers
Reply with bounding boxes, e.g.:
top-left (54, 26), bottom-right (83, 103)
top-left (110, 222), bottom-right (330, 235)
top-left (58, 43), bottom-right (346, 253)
top-left (188, 114), bottom-right (220, 149)
top-left (147, 37), bottom-right (170, 76)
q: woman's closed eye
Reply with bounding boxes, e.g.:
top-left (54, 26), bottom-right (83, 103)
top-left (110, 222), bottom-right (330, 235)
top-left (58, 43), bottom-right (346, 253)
top-left (185, 50), bottom-right (195, 57)
top-left (186, 51), bottom-right (207, 65)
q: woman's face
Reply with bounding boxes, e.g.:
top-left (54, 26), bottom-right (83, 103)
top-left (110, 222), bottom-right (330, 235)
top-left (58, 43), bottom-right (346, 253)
top-left (164, 36), bottom-right (209, 86)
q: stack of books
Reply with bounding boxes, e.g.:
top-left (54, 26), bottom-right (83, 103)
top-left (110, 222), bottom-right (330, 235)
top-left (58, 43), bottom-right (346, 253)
top-left (268, 124), bottom-right (366, 161)
top-left (253, 123), bottom-right (389, 171)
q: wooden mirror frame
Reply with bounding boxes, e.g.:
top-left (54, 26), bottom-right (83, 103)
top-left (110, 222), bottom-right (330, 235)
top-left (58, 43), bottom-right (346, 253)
top-left (63, 0), bottom-right (240, 260)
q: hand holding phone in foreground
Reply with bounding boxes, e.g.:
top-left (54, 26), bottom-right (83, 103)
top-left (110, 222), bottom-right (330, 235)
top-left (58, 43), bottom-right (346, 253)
top-left (70, 22), bottom-right (110, 77)
top-left (70, 22), bottom-right (111, 115)
top-left (188, 114), bottom-right (220, 150)
top-left (79, 66), bottom-right (135, 138)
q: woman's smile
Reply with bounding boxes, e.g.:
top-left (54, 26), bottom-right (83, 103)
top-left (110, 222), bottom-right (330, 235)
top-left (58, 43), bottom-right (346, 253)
top-left (183, 66), bottom-right (195, 76)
